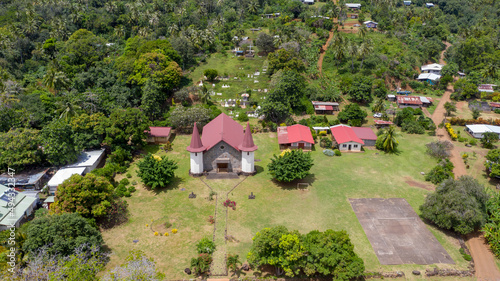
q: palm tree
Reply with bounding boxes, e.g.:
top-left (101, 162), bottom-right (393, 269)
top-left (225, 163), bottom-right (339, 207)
top-left (56, 99), bottom-right (81, 122)
top-left (248, 0), bottom-right (259, 14)
top-left (43, 68), bottom-right (70, 93)
top-left (483, 62), bottom-right (499, 79)
top-left (358, 40), bottom-right (373, 69)
top-left (372, 98), bottom-right (385, 113)
top-left (380, 126), bottom-right (399, 152)
top-left (358, 25), bottom-right (367, 42)
top-left (114, 25), bottom-right (126, 39)
top-left (346, 39), bottom-right (358, 71)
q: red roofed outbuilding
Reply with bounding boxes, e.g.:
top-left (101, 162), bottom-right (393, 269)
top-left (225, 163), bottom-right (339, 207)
top-left (277, 124), bottom-right (314, 150)
top-left (186, 113), bottom-right (257, 176)
top-left (330, 125), bottom-right (364, 151)
top-left (351, 127), bottom-right (377, 146)
top-left (147, 127), bottom-right (172, 144)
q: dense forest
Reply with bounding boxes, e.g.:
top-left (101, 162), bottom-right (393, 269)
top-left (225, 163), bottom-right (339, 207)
top-left (0, 0), bottom-right (499, 278)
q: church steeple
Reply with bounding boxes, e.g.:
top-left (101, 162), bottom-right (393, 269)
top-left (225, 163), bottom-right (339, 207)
top-left (238, 122), bottom-right (258, 152)
top-left (186, 123), bottom-right (205, 152)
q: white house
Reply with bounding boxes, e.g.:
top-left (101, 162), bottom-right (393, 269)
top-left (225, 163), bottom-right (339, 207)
top-left (465, 124), bottom-right (500, 139)
top-left (301, 0), bottom-right (314, 4)
top-left (426, 3), bottom-right (434, 7)
top-left (421, 63), bottom-right (443, 74)
top-left (345, 3), bottom-right (362, 9)
top-left (330, 125), bottom-right (364, 152)
top-left (65, 149), bottom-right (106, 174)
top-left (0, 184), bottom-right (38, 231)
top-left (47, 167), bottom-right (86, 195)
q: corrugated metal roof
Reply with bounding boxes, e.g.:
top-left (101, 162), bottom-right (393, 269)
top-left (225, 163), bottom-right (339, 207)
top-left (47, 167), bottom-right (86, 188)
top-left (374, 120), bottom-right (394, 125)
top-left (65, 150), bottom-right (105, 169)
top-left (352, 127), bottom-right (377, 141)
top-left (396, 95), bottom-right (423, 105)
top-left (278, 125), bottom-right (314, 144)
top-left (148, 127), bottom-right (172, 137)
top-left (330, 125), bottom-right (364, 145)
top-left (0, 184), bottom-right (37, 226)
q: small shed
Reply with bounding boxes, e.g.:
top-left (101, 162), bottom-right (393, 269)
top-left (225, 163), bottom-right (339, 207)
top-left (330, 125), bottom-right (364, 152)
top-left (458, 72), bottom-right (466, 78)
top-left (374, 120), bottom-right (394, 128)
top-left (490, 102), bottom-right (500, 111)
top-left (278, 125), bottom-right (314, 150)
top-left (43, 196), bottom-right (55, 210)
top-left (466, 124), bottom-right (500, 139)
top-left (312, 101), bottom-right (339, 114)
top-left (417, 73), bottom-right (441, 85)
top-left (478, 84), bottom-right (496, 93)
top-left (363, 21), bottom-right (378, 28)
top-left (426, 3), bottom-right (434, 7)
top-left (147, 127), bottom-right (172, 144)
top-left (387, 94), bottom-right (396, 101)
top-left (403, 1), bottom-right (411, 5)
top-left (0, 168), bottom-right (49, 190)
top-left (396, 95), bottom-right (423, 108)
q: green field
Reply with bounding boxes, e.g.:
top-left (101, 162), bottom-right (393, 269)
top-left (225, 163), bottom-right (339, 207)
top-left (102, 127), bottom-right (475, 279)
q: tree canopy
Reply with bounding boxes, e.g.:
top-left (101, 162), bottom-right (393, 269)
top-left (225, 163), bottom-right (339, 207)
top-left (419, 176), bottom-right (489, 235)
top-left (267, 149), bottom-right (314, 182)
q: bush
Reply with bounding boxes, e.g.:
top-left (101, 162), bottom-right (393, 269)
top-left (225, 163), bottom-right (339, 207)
top-left (425, 159), bottom-right (454, 184)
top-left (459, 248), bottom-right (472, 261)
top-left (426, 141), bottom-right (453, 159)
top-left (318, 131), bottom-right (327, 136)
top-left (268, 149), bottom-right (314, 182)
top-left (334, 149), bottom-right (342, 156)
top-left (203, 69), bottom-right (218, 81)
top-left (494, 109), bottom-right (500, 114)
top-left (128, 186), bottom-right (136, 193)
top-left (190, 253), bottom-right (212, 276)
top-left (319, 137), bottom-right (332, 148)
top-left (126, 173), bottom-right (132, 178)
top-left (120, 178), bottom-right (130, 185)
top-left (469, 139), bottom-right (477, 145)
top-left (237, 113), bottom-right (249, 122)
top-left (137, 153), bottom-right (178, 189)
top-left (196, 237), bottom-right (216, 254)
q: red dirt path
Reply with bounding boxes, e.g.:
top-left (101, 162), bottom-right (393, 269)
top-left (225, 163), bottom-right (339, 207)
top-left (431, 43), bottom-right (500, 280)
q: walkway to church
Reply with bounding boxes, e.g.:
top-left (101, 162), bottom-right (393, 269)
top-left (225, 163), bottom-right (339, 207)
top-left (200, 176), bottom-right (248, 276)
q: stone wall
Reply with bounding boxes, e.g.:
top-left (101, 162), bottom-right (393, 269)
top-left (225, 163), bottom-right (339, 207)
top-left (203, 141), bottom-right (241, 172)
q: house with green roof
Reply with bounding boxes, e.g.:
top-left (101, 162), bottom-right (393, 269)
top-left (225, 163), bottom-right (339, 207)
top-left (0, 184), bottom-right (38, 231)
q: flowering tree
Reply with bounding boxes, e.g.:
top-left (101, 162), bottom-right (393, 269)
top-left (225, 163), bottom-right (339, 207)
top-left (137, 153), bottom-right (178, 189)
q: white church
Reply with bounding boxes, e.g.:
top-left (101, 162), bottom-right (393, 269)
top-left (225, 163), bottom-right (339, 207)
top-left (186, 113), bottom-right (258, 176)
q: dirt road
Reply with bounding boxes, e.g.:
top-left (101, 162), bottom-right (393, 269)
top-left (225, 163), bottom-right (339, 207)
top-left (430, 43), bottom-right (500, 280)
top-left (317, 30), bottom-right (333, 74)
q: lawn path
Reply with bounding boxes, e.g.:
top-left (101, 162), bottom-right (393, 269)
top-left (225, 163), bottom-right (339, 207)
top-left (201, 177), bottom-right (248, 277)
top-left (430, 42), bottom-right (500, 280)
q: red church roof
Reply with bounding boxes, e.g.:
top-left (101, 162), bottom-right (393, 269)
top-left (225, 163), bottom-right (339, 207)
top-left (351, 127), bottom-right (377, 140)
top-left (202, 113), bottom-right (244, 151)
top-left (148, 127), bottom-right (171, 137)
top-left (238, 123), bottom-right (258, 152)
top-left (330, 125), bottom-right (364, 145)
top-left (277, 124), bottom-right (314, 144)
top-left (186, 123), bottom-right (205, 152)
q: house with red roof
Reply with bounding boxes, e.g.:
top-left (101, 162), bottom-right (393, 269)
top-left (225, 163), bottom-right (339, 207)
top-left (186, 113), bottom-right (257, 176)
top-left (351, 127), bottom-right (377, 146)
top-left (311, 101), bottom-right (339, 114)
top-left (330, 124), bottom-right (364, 151)
top-left (277, 124), bottom-right (314, 150)
top-left (147, 127), bottom-right (172, 144)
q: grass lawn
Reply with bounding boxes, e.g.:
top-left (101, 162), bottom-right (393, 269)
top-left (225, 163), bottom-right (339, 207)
top-left (102, 126), bottom-right (477, 279)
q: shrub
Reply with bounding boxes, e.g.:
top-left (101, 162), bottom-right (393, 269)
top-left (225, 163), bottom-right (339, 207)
top-left (268, 149), bottom-right (314, 182)
top-left (425, 159), bottom-right (454, 184)
top-left (318, 131), bottom-right (327, 136)
top-left (334, 149), bottom-right (342, 156)
top-left (203, 69), bottom-right (218, 81)
top-left (469, 139), bottom-right (477, 145)
top-left (459, 248), bottom-right (472, 261)
top-left (128, 186), bottom-right (136, 193)
top-left (137, 153), bottom-right (178, 189)
top-left (190, 253), bottom-right (212, 276)
top-left (237, 113), bottom-right (249, 122)
top-left (458, 137), bottom-right (467, 142)
top-left (196, 237), bottom-right (216, 254)
top-left (445, 123), bottom-right (458, 140)
top-left (426, 141), bottom-right (453, 159)
top-left (494, 109), bottom-right (500, 114)
top-left (126, 173), bottom-right (132, 178)
top-left (223, 199), bottom-right (237, 210)
top-left (120, 178), bottom-right (130, 185)
top-left (320, 137), bottom-right (332, 148)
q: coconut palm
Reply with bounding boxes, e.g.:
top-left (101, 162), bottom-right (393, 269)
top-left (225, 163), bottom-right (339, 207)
top-left (379, 126), bottom-right (399, 152)
top-left (483, 62), bottom-right (499, 79)
top-left (248, 0), bottom-right (259, 14)
top-left (56, 98), bottom-right (81, 122)
top-left (346, 39), bottom-right (358, 71)
top-left (114, 25), bottom-right (126, 39)
top-left (43, 68), bottom-right (70, 93)
top-left (358, 40), bottom-right (373, 69)
top-left (358, 25), bottom-right (367, 42)
top-left (372, 98), bottom-right (385, 113)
